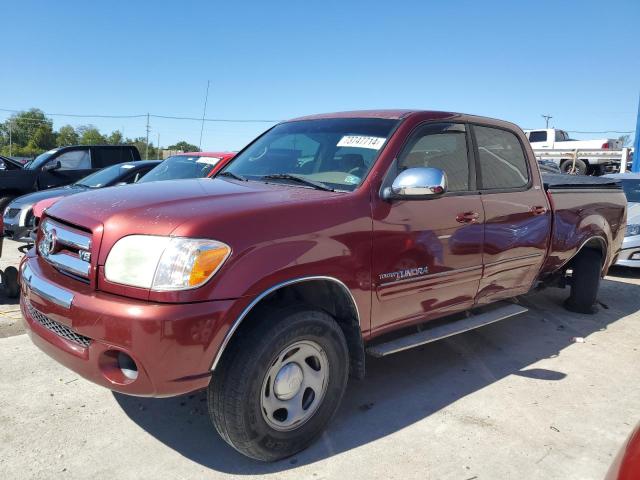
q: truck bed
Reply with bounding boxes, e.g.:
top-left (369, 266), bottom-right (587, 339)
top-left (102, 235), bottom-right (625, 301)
top-left (540, 174), bottom-right (626, 276)
top-left (542, 173), bottom-right (621, 190)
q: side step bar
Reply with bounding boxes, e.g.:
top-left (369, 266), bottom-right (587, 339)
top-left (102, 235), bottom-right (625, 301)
top-left (366, 302), bottom-right (528, 357)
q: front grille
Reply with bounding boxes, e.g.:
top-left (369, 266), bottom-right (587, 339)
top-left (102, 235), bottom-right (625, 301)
top-left (26, 301), bottom-right (91, 348)
top-left (39, 218), bottom-right (93, 281)
top-left (5, 208), bottom-right (20, 219)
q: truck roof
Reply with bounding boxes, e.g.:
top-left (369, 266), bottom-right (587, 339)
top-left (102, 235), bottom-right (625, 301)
top-left (288, 109), bottom-right (522, 131)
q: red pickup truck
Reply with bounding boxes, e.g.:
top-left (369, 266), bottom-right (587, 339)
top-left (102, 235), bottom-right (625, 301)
top-left (19, 110), bottom-right (626, 461)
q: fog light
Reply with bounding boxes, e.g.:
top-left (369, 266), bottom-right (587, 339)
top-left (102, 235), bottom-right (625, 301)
top-left (631, 252), bottom-right (640, 260)
top-left (117, 352), bottom-right (138, 380)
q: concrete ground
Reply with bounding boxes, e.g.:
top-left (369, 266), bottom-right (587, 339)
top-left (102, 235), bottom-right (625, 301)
top-left (0, 238), bottom-right (639, 479)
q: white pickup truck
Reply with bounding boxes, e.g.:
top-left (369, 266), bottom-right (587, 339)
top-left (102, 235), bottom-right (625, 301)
top-left (525, 128), bottom-right (623, 175)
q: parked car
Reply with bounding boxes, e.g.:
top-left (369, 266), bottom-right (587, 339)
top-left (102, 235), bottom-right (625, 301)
top-left (525, 128), bottom-right (623, 175)
top-left (0, 155), bottom-right (26, 171)
top-left (0, 145), bottom-right (141, 213)
top-left (26, 152), bottom-right (235, 240)
top-left (605, 422), bottom-right (640, 480)
top-left (3, 160), bottom-right (161, 243)
top-left (604, 173), bottom-right (640, 267)
top-left (20, 110), bottom-right (626, 461)
top-left (136, 151), bottom-right (235, 183)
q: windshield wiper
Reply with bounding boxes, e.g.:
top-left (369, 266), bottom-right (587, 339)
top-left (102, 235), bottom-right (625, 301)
top-left (262, 173), bottom-right (334, 192)
top-left (218, 171), bottom-right (247, 182)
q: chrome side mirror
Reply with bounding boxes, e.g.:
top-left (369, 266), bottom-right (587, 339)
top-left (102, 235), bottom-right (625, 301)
top-left (383, 167), bottom-right (447, 200)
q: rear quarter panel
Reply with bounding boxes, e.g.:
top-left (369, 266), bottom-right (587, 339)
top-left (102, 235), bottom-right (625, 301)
top-left (541, 187), bottom-right (626, 275)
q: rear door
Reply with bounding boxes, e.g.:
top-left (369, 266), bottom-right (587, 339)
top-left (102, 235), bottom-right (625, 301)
top-left (473, 124), bottom-right (551, 304)
top-left (36, 147), bottom-right (93, 189)
top-left (371, 122), bottom-right (485, 332)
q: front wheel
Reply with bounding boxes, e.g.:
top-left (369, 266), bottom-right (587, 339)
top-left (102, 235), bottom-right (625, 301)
top-left (208, 305), bottom-right (349, 461)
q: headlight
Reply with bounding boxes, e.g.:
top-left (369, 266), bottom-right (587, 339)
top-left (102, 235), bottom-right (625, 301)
top-left (104, 235), bottom-right (231, 290)
top-left (625, 224), bottom-right (640, 237)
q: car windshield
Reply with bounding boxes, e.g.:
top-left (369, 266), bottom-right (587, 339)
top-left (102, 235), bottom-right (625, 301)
top-left (75, 163), bottom-right (138, 188)
top-left (221, 118), bottom-right (399, 192)
top-left (26, 149), bottom-right (59, 170)
top-left (138, 155), bottom-right (221, 183)
top-left (620, 179), bottom-right (640, 203)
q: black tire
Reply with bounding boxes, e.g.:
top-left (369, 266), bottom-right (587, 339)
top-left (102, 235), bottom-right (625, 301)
top-left (560, 158), bottom-right (588, 175)
top-left (208, 304), bottom-right (349, 461)
top-left (3, 266), bottom-right (19, 298)
top-left (564, 249), bottom-right (602, 314)
top-left (0, 196), bottom-right (15, 215)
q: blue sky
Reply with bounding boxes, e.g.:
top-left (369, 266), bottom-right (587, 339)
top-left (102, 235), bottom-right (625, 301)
top-left (2, 0), bottom-right (638, 150)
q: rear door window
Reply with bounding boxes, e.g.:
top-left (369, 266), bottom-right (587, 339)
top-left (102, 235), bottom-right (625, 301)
top-left (56, 149), bottom-right (91, 170)
top-left (528, 131), bottom-right (547, 143)
top-left (94, 147), bottom-right (132, 168)
top-left (475, 125), bottom-right (529, 190)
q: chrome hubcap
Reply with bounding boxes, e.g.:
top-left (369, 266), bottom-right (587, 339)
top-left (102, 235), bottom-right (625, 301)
top-left (261, 340), bottom-right (329, 431)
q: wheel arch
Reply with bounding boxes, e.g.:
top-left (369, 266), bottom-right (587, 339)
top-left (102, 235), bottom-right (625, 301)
top-left (211, 276), bottom-right (366, 379)
top-left (568, 235), bottom-right (608, 275)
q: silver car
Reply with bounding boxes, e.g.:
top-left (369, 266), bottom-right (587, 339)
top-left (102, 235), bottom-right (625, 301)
top-left (604, 173), bottom-right (640, 267)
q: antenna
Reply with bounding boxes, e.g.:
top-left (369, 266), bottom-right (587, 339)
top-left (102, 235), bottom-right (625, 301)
top-left (199, 80), bottom-right (211, 151)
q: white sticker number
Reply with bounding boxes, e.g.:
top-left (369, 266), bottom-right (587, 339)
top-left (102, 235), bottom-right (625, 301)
top-left (337, 135), bottom-right (386, 150)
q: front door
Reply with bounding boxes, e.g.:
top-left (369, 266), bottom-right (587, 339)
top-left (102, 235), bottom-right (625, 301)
top-left (371, 122), bottom-right (484, 333)
top-left (37, 148), bottom-right (94, 189)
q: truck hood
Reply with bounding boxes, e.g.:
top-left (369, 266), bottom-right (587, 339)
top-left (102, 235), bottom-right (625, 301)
top-left (46, 177), bottom-right (342, 250)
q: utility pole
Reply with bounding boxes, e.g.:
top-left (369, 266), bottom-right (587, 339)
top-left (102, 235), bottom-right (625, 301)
top-left (145, 113), bottom-right (150, 160)
top-left (8, 120), bottom-right (12, 157)
top-left (633, 95), bottom-right (640, 173)
top-left (157, 133), bottom-right (161, 159)
top-left (542, 114), bottom-right (553, 128)
top-left (199, 80), bottom-right (210, 151)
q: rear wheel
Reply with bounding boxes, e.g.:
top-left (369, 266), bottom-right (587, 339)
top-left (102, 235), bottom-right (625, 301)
top-left (560, 158), bottom-right (587, 175)
top-left (564, 249), bottom-right (602, 314)
top-left (208, 305), bottom-right (349, 461)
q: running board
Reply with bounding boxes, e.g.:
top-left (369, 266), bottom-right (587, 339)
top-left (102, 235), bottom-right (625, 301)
top-left (366, 302), bottom-right (528, 357)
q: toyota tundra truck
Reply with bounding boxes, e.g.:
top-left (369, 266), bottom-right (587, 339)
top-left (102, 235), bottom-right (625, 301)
top-left (19, 110), bottom-right (626, 461)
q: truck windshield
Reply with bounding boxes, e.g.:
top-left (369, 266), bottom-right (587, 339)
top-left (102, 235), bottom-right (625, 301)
top-left (221, 118), bottom-right (399, 192)
top-left (138, 155), bottom-right (220, 183)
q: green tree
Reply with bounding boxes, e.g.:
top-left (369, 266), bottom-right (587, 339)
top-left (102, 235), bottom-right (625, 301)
top-left (168, 140), bottom-right (198, 152)
top-left (77, 125), bottom-right (106, 145)
top-left (0, 108), bottom-right (54, 156)
top-left (107, 130), bottom-right (124, 145)
top-left (57, 124), bottom-right (79, 146)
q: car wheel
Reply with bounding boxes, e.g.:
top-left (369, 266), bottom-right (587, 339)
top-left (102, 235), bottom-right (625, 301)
top-left (3, 266), bottom-right (19, 298)
top-left (560, 158), bottom-right (587, 175)
top-left (208, 304), bottom-right (349, 461)
top-left (564, 249), bottom-right (602, 314)
top-left (0, 196), bottom-right (15, 215)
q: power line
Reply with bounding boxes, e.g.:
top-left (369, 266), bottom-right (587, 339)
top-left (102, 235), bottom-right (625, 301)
top-left (0, 107), bottom-right (280, 123)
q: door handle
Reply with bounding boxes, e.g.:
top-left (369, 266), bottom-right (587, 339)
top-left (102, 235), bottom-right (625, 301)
top-left (530, 205), bottom-right (547, 216)
top-left (456, 211), bottom-right (480, 224)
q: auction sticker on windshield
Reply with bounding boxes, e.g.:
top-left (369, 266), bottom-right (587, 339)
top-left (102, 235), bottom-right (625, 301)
top-left (196, 157), bottom-right (221, 165)
top-left (337, 135), bottom-right (386, 150)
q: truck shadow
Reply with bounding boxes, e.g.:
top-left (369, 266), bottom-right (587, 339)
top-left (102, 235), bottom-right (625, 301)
top-left (113, 275), bottom-right (639, 474)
